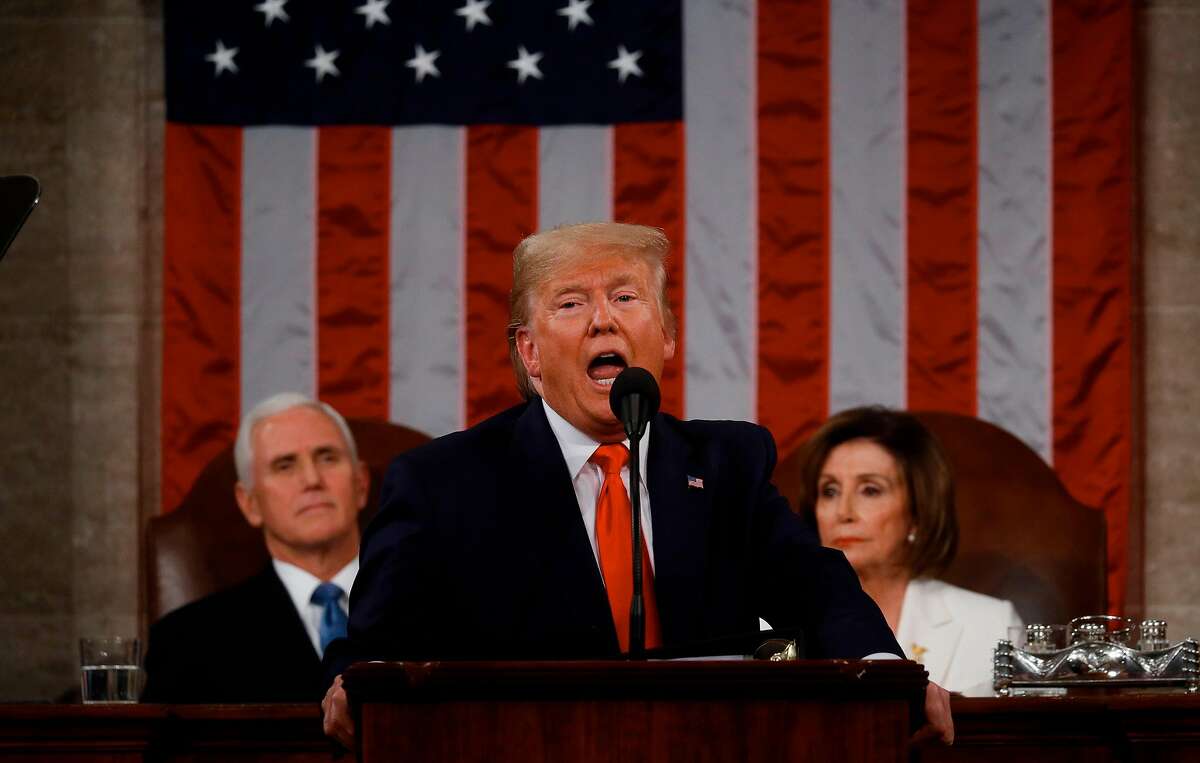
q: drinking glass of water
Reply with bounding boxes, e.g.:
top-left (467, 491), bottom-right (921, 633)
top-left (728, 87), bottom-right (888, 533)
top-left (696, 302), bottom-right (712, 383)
top-left (79, 637), bottom-right (141, 703)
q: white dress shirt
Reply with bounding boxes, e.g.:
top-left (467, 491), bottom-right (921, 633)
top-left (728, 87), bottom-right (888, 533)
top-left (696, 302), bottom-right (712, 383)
top-left (272, 557), bottom-right (358, 656)
top-left (541, 399), bottom-right (655, 575)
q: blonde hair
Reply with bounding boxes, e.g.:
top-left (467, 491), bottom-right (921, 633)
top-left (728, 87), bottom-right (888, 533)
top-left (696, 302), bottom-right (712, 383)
top-left (507, 222), bottom-right (676, 400)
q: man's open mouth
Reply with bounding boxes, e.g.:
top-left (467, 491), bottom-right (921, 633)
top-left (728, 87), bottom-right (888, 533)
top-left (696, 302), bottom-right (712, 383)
top-left (587, 352), bottom-right (627, 387)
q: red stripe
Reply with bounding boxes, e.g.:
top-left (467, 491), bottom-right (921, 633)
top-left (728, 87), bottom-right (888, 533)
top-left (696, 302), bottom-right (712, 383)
top-left (316, 127), bottom-right (391, 420)
top-left (613, 122), bottom-right (686, 418)
top-left (757, 0), bottom-right (829, 458)
top-left (905, 0), bottom-right (978, 414)
top-left (465, 126), bottom-right (537, 425)
top-left (161, 124), bottom-right (242, 513)
top-left (1052, 0), bottom-right (1134, 614)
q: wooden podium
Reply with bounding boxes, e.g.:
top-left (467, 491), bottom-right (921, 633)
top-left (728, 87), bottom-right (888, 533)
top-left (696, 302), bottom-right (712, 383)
top-left (343, 659), bottom-right (927, 762)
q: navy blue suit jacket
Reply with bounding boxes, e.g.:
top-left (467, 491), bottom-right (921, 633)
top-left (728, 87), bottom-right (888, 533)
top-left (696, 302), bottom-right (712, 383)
top-left (327, 401), bottom-right (899, 672)
top-left (144, 565), bottom-right (326, 703)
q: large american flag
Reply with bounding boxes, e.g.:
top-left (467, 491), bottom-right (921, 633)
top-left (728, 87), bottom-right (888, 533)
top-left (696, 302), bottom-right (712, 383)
top-left (162, 0), bottom-right (1134, 610)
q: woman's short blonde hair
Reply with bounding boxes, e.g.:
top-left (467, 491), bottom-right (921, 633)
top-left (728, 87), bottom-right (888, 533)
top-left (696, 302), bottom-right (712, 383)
top-left (794, 406), bottom-right (959, 577)
top-left (507, 222), bottom-right (677, 400)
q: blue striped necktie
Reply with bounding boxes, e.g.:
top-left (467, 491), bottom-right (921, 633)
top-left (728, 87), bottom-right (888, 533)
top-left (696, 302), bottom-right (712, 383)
top-left (310, 582), bottom-right (348, 656)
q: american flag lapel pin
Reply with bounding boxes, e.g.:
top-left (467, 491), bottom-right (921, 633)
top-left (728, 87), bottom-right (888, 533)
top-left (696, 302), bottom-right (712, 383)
top-left (687, 475), bottom-right (704, 489)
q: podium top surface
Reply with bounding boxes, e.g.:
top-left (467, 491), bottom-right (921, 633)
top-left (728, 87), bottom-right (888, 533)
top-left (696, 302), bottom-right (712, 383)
top-left (343, 659), bottom-right (928, 704)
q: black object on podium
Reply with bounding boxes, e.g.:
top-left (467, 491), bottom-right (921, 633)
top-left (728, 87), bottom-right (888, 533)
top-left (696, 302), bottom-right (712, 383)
top-left (0, 175), bottom-right (40, 264)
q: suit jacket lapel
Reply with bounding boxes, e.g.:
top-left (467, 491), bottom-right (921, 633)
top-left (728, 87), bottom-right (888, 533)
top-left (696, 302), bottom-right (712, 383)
top-left (256, 566), bottom-right (323, 667)
top-left (903, 581), bottom-right (963, 687)
top-left (647, 415), bottom-right (713, 646)
top-left (506, 401), bottom-right (617, 651)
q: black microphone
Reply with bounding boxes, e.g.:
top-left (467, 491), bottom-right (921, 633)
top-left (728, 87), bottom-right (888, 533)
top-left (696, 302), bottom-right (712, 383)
top-left (0, 175), bottom-right (40, 265)
top-left (608, 367), bottom-right (660, 658)
top-left (609, 366), bottom-right (660, 441)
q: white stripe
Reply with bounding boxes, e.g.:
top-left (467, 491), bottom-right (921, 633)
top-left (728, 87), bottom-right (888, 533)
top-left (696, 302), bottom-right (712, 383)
top-left (683, 0), bottom-right (756, 422)
top-left (828, 0), bottom-right (906, 414)
top-left (538, 126), bottom-right (613, 228)
top-left (389, 126), bottom-right (465, 437)
top-left (1044, 0), bottom-right (1054, 466)
top-left (976, 0), bottom-right (1051, 460)
top-left (240, 127), bottom-right (316, 413)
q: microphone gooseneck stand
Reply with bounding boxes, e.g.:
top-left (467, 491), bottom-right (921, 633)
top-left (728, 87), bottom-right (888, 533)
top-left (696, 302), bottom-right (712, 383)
top-left (610, 367), bottom-right (660, 660)
top-left (624, 394), bottom-right (646, 659)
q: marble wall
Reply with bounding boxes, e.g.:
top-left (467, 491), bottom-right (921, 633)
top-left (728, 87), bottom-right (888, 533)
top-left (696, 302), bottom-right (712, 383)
top-left (0, 0), bottom-right (1194, 700)
top-left (0, 0), bottom-right (160, 701)
top-left (1141, 0), bottom-right (1200, 640)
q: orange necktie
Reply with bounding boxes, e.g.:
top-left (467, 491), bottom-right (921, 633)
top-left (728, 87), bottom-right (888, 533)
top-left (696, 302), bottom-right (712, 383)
top-left (590, 443), bottom-right (662, 652)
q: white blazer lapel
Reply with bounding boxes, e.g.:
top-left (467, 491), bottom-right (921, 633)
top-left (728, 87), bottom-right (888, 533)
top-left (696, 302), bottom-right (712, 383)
top-left (898, 580), bottom-right (964, 687)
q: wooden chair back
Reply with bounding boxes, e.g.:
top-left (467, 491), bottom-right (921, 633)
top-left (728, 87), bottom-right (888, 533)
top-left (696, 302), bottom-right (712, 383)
top-left (773, 411), bottom-right (1106, 624)
top-left (145, 418), bottom-right (430, 622)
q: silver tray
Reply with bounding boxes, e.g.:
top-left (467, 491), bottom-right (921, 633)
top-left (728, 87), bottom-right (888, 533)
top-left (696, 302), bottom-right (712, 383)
top-left (993, 616), bottom-right (1199, 695)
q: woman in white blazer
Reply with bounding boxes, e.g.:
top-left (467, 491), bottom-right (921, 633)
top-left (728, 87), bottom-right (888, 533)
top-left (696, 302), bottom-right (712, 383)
top-left (795, 407), bottom-right (1022, 694)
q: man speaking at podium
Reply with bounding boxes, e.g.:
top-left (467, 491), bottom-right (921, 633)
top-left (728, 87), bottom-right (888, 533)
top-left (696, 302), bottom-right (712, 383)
top-left (322, 223), bottom-right (951, 745)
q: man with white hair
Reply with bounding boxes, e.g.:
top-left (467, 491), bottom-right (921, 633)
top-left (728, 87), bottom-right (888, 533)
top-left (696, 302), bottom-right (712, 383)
top-left (143, 393), bottom-right (368, 703)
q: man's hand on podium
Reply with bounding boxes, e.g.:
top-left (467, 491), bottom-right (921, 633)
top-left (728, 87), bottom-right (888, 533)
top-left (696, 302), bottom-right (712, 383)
top-left (913, 680), bottom-right (954, 745)
top-left (321, 674), bottom-right (355, 750)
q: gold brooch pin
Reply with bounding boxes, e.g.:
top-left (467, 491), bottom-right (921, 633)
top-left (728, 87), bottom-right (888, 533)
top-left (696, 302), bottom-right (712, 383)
top-left (910, 643), bottom-right (927, 663)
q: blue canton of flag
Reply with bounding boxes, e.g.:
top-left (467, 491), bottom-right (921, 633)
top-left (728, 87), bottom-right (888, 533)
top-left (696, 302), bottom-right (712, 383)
top-left (165, 0), bottom-right (682, 126)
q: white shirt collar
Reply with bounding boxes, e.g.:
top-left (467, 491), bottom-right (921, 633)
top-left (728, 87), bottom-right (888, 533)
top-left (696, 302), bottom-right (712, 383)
top-left (541, 398), bottom-right (650, 481)
top-left (272, 556), bottom-right (359, 614)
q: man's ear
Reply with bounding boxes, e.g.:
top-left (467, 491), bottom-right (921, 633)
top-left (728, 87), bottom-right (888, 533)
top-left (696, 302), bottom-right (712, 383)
top-left (515, 326), bottom-right (541, 382)
top-left (663, 329), bottom-right (677, 362)
top-left (235, 483), bottom-right (264, 528)
top-left (353, 460), bottom-right (369, 513)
